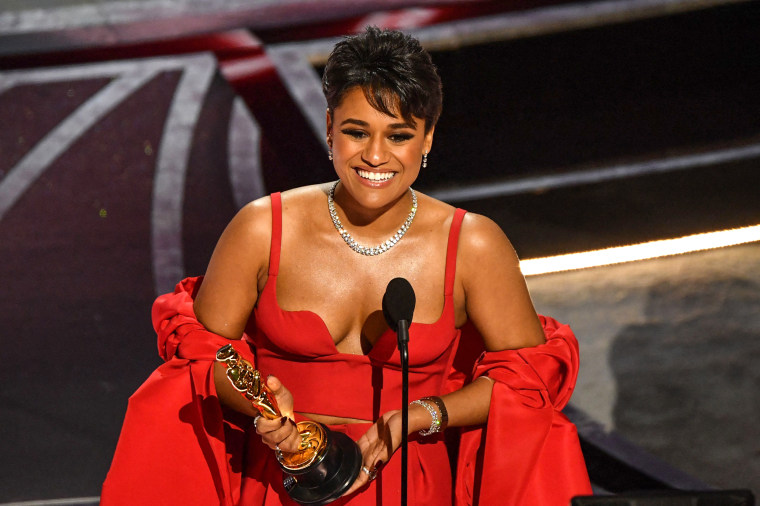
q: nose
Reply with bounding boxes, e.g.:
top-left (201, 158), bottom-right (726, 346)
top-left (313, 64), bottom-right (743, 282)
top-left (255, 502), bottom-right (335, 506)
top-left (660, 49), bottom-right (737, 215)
top-left (361, 136), bottom-right (389, 166)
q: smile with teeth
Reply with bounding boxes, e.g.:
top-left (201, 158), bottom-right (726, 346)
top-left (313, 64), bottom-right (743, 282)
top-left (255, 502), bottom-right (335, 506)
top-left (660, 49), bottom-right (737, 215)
top-left (356, 169), bottom-right (395, 181)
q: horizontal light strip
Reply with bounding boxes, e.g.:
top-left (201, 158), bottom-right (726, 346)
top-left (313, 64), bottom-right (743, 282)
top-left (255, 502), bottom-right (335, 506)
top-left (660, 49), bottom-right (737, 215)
top-left (428, 141), bottom-right (760, 203)
top-left (521, 224), bottom-right (760, 276)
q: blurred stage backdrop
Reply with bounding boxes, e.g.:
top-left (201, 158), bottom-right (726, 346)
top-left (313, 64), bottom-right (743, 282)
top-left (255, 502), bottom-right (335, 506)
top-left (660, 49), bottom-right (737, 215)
top-left (1, 0), bottom-right (759, 503)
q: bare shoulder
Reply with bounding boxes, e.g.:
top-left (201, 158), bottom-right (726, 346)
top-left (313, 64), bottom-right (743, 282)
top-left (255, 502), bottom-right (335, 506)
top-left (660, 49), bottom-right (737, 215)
top-left (456, 212), bottom-right (544, 350)
top-left (227, 196), bottom-right (272, 250)
top-left (237, 194), bottom-right (274, 228)
top-left (458, 212), bottom-right (519, 267)
top-left (228, 185), bottom-right (327, 265)
top-left (193, 194), bottom-right (275, 337)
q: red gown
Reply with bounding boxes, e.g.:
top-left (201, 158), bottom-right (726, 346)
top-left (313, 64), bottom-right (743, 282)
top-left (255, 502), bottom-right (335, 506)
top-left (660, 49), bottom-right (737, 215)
top-left (102, 194), bottom-right (591, 505)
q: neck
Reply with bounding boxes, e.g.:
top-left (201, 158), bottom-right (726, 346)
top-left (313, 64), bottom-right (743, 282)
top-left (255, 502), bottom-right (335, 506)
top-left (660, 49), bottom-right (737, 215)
top-left (333, 182), bottom-right (412, 230)
top-left (328, 181), bottom-right (418, 256)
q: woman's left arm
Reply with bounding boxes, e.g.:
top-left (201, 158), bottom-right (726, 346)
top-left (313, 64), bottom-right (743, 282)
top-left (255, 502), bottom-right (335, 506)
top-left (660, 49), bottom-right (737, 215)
top-left (348, 213), bottom-right (545, 492)
top-left (458, 212), bottom-right (545, 351)
top-left (417, 212), bottom-right (547, 427)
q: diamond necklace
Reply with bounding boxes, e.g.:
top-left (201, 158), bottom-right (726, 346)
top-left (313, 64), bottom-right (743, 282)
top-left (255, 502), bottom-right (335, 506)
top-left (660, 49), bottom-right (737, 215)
top-left (327, 181), bottom-right (417, 256)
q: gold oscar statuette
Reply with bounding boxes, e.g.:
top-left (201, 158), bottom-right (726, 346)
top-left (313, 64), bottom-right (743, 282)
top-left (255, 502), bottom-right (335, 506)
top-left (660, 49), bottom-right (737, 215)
top-left (216, 344), bottom-right (361, 505)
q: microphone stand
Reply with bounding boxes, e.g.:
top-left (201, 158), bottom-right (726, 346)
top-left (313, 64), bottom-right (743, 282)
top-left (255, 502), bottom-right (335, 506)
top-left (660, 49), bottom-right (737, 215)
top-left (397, 318), bottom-right (410, 506)
top-left (382, 276), bottom-right (415, 506)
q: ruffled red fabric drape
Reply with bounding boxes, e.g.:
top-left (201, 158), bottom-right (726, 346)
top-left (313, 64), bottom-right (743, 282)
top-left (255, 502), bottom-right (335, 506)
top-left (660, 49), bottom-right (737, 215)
top-left (453, 317), bottom-right (592, 505)
top-left (101, 277), bottom-right (591, 505)
top-left (102, 277), bottom-right (257, 506)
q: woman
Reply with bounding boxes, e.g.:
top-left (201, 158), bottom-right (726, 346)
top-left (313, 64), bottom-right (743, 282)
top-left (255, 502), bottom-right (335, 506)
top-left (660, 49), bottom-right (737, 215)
top-left (103, 27), bottom-right (591, 505)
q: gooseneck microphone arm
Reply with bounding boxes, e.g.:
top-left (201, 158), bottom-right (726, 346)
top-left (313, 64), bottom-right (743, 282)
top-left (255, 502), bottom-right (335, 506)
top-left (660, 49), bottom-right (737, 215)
top-left (382, 278), bottom-right (415, 506)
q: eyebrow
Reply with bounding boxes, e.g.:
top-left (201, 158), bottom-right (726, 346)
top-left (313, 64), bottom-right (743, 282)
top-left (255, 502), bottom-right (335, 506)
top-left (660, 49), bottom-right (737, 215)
top-left (340, 118), bottom-right (413, 129)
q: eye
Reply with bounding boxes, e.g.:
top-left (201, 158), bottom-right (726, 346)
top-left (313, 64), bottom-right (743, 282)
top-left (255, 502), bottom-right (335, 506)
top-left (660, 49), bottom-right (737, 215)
top-left (389, 133), bottom-right (414, 143)
top-left (341, 129), bottom-right (367, 139)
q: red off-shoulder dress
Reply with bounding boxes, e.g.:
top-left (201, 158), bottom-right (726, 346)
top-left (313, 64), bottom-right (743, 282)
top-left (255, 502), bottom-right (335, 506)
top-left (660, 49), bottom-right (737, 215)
top-left (101, 193), bottom-right (591, 505)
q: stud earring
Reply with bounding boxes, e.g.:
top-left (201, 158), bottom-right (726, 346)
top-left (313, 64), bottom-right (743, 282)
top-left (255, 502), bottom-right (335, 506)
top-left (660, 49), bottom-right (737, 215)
top-left (422, 152), bottom-right (428, 168)
top-left (328, 148), bottom-right (333, 161)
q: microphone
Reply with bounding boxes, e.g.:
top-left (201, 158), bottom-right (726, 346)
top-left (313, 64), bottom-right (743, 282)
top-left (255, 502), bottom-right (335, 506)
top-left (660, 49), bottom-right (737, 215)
top-left (382, 277), bottom-right (416, 334)
top-left (382, 277), bottom-right (415, 506)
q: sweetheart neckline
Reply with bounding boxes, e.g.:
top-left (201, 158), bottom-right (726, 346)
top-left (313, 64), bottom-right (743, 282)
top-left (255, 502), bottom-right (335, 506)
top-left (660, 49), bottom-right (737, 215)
top-left (263, 275), bottom-right (451, 358)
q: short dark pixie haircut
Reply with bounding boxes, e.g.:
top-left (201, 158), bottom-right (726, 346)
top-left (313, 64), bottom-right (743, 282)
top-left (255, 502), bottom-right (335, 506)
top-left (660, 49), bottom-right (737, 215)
top-left (322, 26), bottom-right (443, 133)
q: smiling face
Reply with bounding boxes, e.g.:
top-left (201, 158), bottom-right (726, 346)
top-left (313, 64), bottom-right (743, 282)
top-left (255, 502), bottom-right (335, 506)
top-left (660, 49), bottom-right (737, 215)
top-left (327, 86), bottom-right (434, 211)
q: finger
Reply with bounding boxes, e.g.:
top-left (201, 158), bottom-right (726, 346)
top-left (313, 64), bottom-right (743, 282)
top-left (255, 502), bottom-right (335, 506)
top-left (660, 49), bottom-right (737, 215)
top-left (260, 418), bottom-right (298, 449)
top-left (343, 470), bottom-right (369, 496)
top-left (358, 439), bottom-right (385, 470)
top-left (355, 435), bottom-right (370, 453)
top-left (344, 452), bottom-right (381, 496)
top-left (345, 456), bottom-right (382, 496)
top-left (266, 375), bottom-right (295, 418)
top-left (255, 416), bottom-right (288, 434)
top-left (276, 422), bottom-right (303, 453)
top-left (265, 374), bottom-right (284, 392)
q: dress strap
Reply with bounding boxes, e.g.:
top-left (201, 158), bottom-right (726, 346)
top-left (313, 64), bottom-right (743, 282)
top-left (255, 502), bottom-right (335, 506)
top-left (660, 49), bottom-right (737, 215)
top-left (268, 192), bottom-right (282, 276)
top-left (444, 208), bottom-right (466, 296)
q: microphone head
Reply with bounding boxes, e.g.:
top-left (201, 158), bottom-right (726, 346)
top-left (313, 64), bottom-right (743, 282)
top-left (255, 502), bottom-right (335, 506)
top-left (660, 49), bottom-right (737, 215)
top-left (382, 277), bottom-right (416, 332)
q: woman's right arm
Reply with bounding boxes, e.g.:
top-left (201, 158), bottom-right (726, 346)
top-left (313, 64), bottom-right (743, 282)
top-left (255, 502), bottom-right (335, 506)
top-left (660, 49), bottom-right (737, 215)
top-left (193, 197), bottom-right (302, 453)
top-left (193, 198), bottom-right (271, 339)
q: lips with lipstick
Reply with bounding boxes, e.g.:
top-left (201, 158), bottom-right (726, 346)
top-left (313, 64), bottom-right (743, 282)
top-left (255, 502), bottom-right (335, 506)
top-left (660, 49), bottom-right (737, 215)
top-left (356, 169), bottom-right (396, 181)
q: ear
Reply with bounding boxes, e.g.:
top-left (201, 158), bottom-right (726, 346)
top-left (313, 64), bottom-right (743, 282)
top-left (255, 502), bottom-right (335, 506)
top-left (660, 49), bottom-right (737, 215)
top-left (423, 125), bottom-right (435, 154)
top-left (326, 109), bottom-right (333, 146)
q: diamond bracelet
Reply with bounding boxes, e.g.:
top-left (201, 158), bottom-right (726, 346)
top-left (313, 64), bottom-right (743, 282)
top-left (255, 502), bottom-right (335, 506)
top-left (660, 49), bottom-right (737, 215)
top-left (410, 398), bottom-right (446, 436)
